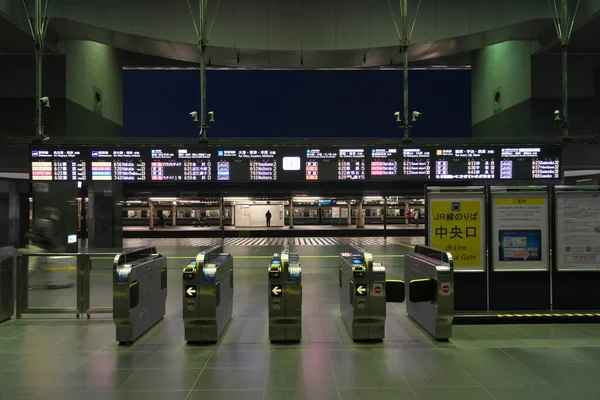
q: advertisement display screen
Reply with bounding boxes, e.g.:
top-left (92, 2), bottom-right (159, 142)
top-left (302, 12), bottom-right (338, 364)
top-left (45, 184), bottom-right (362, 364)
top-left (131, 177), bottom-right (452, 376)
top-left (498, 230), bottom-right (542, 261)
top-left (499, 146), bottom-right (561, 180)
top-left (216, 149), bottom-right (277, 181)
top-left (31, 149), bottom-right (87, 181)
top-left (150, 148), bottom-right (211, 181)
top-left (433, 147), bottom-right (496, 180)
top-left (90, 149), bottom-right (146, 181)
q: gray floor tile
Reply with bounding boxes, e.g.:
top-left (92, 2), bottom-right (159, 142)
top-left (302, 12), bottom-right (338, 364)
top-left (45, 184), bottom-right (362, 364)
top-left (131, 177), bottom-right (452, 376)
top-left (0, 394), bottom-right (37, 400)
top-left (139, 349), bottom-right (213, 369)
top-left (32, 392), bottom-right (114, 400)
top-left (0, 371), bottom-right (70, 392)
top-left (119, 368), bottom-right (202, 391)
top-left (77, 351), bottom-right (154, 370)
top-left (269, 348), bottom-right (330, 366)
top-left (109, 391), bottom-right (189, 400)
top-left (263, 388), bottom-right (340, 400)
top-left (204, 350), bottom-right (270, 368)
top-left (338, 388), bottom-right (417, 400)
top-left (332, 362), bottom-right (408, 389)
top-left (265, 364), bottom-right (337, 390)
top-left (57, 369), bottom-right (135, 392)
top-left (187, 390), bottom-right (264, 400)
top-left (486, 385), bottom-right (576, 400)
top-left (413, 387), bottom-right (494, 400)
top-left (193, 367), bottom-right (267, 390)
top-left (397, 360), bottom-right (479, 388)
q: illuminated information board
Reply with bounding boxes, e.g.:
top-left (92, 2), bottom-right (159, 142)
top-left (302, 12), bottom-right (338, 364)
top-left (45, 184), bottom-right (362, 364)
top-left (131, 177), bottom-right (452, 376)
top-left (338, 149), bottom-right (366, 180)
top-left (217, 149), bottom-right (277, 181)
top-left (402, 148), bottom-right (431, 178)
top-left (150, 148), bottom-right (211, 181)
top-left (91, 149), bottom-right (146, 181)
top-left (31, 149), bottom-right (87, 181)
top-left (370, 148), bottom-right (398, 179)
top-left (499, 147), bottom-right (561, 180)
top-left (434, 147), bottom-right (496, 180)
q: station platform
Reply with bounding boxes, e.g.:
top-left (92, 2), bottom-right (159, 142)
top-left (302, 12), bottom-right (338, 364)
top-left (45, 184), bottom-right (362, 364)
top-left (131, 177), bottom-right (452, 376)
top-left (3, 238), bottom-right (600, 399)
top-left (123, 224), bottom-right (426, 238)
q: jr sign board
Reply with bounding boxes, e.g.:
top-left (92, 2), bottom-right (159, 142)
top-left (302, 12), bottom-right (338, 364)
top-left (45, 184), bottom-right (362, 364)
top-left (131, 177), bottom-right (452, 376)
top-left (428, 192), bottom-right (486, 272)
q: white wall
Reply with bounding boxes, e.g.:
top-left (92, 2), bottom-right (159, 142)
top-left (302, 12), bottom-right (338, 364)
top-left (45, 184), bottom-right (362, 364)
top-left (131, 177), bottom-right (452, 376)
top-left (234, 204), bottom-right (284, 227)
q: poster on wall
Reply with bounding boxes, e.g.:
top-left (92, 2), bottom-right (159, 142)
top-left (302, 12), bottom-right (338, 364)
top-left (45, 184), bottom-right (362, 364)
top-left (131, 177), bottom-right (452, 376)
top-left (428, 192), bottom-right (486, 272)
top-left (491, 192), bottom-right (549, 271)
top-left (332, 207), bottom-right (340, 218)
top-left (556, 191), bottom-right (600, 271)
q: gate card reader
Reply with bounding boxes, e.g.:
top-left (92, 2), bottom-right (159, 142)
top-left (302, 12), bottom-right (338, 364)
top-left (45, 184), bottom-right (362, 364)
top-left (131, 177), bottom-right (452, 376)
top-left (268, 240), bottom-right (302, 342)
top-left (113, 246), bottom-right (167, 345)
top-left (339, 246), bottom-right (386, 341)
top-left (183, 244), bottom-right (233, 344)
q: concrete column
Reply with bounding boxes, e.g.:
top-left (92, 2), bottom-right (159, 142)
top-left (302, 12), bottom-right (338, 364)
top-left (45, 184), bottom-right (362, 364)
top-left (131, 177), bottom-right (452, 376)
top-left (347, 202), bottom-right (351, 226)
top-left (356, 198), bottom-right (365, 229)
top-left (149, 201), bottom-right (154, 230)
top-left (471, 41), bottom-right (539, 138)
top-left (88, 182), bottom-right (122, 249)
top-left (172, 203), bottom-right (177, 226)
top-left (63, 40), bottom-right (123, 139)
top-left (289, 197), bottom-right (294, 229)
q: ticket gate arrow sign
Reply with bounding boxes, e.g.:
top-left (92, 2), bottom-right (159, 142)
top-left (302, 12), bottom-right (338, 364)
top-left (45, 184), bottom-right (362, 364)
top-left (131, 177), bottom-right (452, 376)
top-left (356, 285), bottom-right (367, 296)
top-left (271, 285), bottom-right (282, 297)
top-left (185, 285), bottom-right (197, 298)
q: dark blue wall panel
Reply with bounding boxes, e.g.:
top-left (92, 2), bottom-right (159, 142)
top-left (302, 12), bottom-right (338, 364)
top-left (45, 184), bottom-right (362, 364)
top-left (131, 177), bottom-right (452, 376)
top-left (123, 69), bottom-right (471, 139)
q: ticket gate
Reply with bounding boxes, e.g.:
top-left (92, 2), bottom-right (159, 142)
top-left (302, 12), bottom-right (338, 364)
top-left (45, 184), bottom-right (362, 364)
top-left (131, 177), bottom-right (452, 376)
top-left (183, 244), bottom-right (233, 344)
top-left (268, 240), bottom-right (302, 342)
top-left (405, 244), bottom-right (454, 341)
top-left (113, 246), bottom-right (167, 345)
top-left (339, 245), bottom-right (386, 341)
top-left (0, 247), bottom-right (16, 324)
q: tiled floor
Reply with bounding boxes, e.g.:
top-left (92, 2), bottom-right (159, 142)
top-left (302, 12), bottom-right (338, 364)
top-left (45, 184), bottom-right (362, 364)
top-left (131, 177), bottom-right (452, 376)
top-left (3, 242), bottom-right (600, 399)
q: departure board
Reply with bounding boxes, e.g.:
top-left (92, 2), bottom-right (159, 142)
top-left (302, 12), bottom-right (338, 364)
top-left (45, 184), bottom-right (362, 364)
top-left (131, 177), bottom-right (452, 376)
top-left (90, 149), bottom-right (146, 181)
top-left (499, 147), bottom-right (561, 179)
top-left (402, 148), bottom-right (431, 178)
top-left (434, 147), bottom-right (496, 180)
top-left (370, 148), bottom-right (399, 179)
top-left (216, 149), bottom-right (277, 181)
top-left (31, 149), bottom-right (87, 181)
top-left (338, 149), bottom-right (366, 180)
top-left (305, 148), bottom-right (338, 181)
top-left (150, 148), bottom-right (211, 181)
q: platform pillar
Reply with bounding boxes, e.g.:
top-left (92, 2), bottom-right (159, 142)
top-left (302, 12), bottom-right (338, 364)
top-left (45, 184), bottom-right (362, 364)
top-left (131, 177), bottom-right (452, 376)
top-left (149, 201), bottom-right (154, 230)
top-left (88, 182), bottom-right (122, 249)
top-left (289, 197), bottom-right (294, 229)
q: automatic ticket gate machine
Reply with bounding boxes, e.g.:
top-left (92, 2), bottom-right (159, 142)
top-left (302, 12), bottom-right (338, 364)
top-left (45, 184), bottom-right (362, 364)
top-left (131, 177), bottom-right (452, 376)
top-left (183, 244), bottom-right (234, 344)
top-left (339, 245), bottom-right (386, 341)
top-left (268, 240), bottom-right (302, 342)
top-left (113, 246), bottom-right (167, 345)
top-left (405, 244), bottom-right (454, 341)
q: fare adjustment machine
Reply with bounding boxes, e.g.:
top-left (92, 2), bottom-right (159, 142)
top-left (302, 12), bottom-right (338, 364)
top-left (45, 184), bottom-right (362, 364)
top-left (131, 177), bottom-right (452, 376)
top-left (339, 246), bottom-right (386, 341)
top-left (182, 244), bottom-right (234, 343)
top-left (268, 240), bottom-right (302, 342)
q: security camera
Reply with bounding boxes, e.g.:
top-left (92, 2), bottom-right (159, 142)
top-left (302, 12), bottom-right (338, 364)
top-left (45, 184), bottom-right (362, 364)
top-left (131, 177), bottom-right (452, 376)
top-left (554, 109), bottom-right (561, 121)
top-left (394, 111), bottom-right (401, 123)
top-left (40, 97), bottom-right (50, 108)
top-left (189, 111), bottom-right (198, 122)
top-left (208, 111), bottom-right (215, 122)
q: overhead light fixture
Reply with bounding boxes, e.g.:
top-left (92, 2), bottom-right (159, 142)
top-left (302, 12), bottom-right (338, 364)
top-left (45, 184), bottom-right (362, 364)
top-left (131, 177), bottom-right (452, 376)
top-left (149, 197), bottom-right (178, 201)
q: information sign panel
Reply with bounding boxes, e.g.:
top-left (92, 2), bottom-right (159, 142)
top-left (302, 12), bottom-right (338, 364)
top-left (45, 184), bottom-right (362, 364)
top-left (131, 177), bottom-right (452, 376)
top-left (433, 147), bottom-right (496, 180)
top-left (150, 148), bottom-right (211, 181)
top-left (370, 148), bottom-right (399, 179)
top-left (428, 192), bottom-right (486, 272)
top-left (402, 148), bottom-right (431, 179)
top-left (555, 191), bottom-right (600, 271)
top-left (216, 148), bottom-right (277, 181)
top-left (499, 147), bottom-right (561, 180)
top-left (90, 149), bottom-right (146, 181)
top-left (31, 149), bottom-right (87, 181)
top-left (491, 191), bottom-right (549, 271)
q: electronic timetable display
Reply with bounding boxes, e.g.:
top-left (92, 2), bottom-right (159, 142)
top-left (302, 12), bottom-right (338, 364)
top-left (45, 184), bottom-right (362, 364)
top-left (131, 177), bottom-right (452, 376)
top-left (305, 148), bottom-right (338, 181)
top-left (216, 149), bottom-right (277, 181)
top-left (433, 147), bottom-right (496, 180)
top-left (91, 149), bottom-right (146, 181)
top-left (31, 149), bottom-right (87, 181)
top-left (370, 148), bottom-right (398, 179)
top-left (402, 148), bottom-right (431, 178)
top-left (150, 148), bottom-right (211, 181)
top-left (499, 147), bottom-right (561, 180)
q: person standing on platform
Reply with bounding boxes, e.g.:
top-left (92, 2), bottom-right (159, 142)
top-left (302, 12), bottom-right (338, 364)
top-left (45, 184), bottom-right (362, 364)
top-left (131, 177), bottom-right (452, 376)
top-left (265, 210), bottom-right (272, 227)
top-left (414, 209), bottom-right (420, 227)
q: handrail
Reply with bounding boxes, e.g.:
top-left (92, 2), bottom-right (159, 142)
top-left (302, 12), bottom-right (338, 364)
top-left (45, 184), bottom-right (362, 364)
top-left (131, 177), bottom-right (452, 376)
top-left (114, 246), bottom-right (158, 268)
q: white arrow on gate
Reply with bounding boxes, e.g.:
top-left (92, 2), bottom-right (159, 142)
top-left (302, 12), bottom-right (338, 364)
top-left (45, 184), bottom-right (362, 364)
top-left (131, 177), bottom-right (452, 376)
top-left (356, 285), bottom-right (366, 295)
top-left (272, 286), bottom-right (282, 296)
top-left (186, 286), bottom-right (197, 296)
